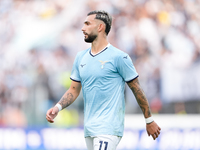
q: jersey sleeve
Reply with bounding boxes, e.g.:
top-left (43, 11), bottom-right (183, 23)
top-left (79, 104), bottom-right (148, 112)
top-left (70, 52), bottom-right (81, 82)
top-left (116, 53), bottom-right (138, 82)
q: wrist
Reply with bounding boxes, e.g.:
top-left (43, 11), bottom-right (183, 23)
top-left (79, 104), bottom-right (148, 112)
top-left (145, 116), bottom-right (154, 124)
top-left (55, 103), bottom-right (62, 112)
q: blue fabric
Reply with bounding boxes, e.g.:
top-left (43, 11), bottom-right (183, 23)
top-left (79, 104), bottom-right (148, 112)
top-left (70, 44), bottom-right (138, 137)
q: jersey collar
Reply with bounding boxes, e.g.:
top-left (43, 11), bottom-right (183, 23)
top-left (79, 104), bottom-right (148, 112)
top-left (90, 43), bottom-right (110, 57)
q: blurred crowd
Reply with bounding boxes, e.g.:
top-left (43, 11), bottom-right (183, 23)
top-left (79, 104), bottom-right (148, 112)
top-left (0, 0), bottom-right (200, 127)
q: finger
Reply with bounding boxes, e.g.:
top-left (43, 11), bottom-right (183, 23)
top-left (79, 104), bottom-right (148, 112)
top-left (151, 134), bottom-right (156, 140)
top-left (46, 115), bottom-right (52, 122)
top-left (157, 129), bottom-right (160, 135)
top-left (154, 132), bottom-right (159, 138)
top-left (46, 109), bottom-right (53, 118)
top-left (46, 115), bottom-right (54, 123)
top-left (46, 114), bottom-right (53, 121)
top-left (47, 118), bottom-right (54, 123)
top-left (158, 126), bottom-right (161, 130)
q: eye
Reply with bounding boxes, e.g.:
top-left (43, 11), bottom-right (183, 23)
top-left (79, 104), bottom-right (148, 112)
top-left (84, 21), bottom-right (90, 25)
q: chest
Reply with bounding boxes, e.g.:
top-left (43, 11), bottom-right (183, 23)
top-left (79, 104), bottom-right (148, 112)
top-left (78, 54), bottom-right (117, 80)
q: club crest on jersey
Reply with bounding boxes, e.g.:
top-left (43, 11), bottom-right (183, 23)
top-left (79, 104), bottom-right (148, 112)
top-left (99, 60), bottom-right (109, 69)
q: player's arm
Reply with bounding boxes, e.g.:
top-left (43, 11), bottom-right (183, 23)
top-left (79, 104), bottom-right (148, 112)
top-left (127, 77), bottom-right (161, 140)
top-left (46, 80), bottom-right (81, 123)
top-left (127, 77), bottom-right (151, 118)
top-left (58, 80), bottom-right (82, 109)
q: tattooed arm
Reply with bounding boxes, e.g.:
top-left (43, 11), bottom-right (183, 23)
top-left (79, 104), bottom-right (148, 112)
top-left (127, 77), bottom-right (151, 118)
top-left (127, 77), bottom-right (161, 140)
top-left (58, 81), bottom-right (82, 109)
top-left (46, 80), bottom-right (81, 123)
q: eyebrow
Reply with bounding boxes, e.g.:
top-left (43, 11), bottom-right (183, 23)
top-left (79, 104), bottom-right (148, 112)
top-left (84, 21), bottom-right (90, 25)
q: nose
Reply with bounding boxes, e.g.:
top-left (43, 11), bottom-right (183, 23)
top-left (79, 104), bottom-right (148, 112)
top-left (81, 25), bottom-right (85, 32)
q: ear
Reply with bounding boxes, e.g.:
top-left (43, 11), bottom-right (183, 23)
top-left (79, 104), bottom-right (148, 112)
top-left (98, 23), bottom-right (105, 33)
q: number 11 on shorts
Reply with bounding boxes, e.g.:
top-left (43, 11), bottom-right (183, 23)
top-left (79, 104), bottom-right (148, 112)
top-left (99, 141), bottom-right (108, 150)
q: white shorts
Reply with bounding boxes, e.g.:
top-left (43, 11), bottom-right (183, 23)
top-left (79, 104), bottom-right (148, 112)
top-left (85, 135), bottom-right (121, 150)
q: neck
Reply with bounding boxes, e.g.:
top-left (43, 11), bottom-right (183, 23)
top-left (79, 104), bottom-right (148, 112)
top-left (91, 36), bottom-right (109, 55)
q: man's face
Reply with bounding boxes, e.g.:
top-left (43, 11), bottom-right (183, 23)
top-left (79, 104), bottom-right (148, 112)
top-left (82, 14), bottom-right (99, 43)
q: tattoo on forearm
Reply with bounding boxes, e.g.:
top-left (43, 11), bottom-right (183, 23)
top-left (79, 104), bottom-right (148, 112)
top-left (128, 79), bottom-right (151, 118)
top-left (59, 93), bottom-right (74, 108)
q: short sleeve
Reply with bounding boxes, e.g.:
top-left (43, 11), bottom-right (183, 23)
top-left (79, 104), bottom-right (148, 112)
top-left (70, 53), bottom-right (81, 82)
top-left (117, 53), bottom-right (138, 82)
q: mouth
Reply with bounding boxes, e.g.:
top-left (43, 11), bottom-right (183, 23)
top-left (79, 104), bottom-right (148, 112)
top-left (83, 33), bottom-right (88, 39)
top-left (83, 32), bottom-right (88, 36)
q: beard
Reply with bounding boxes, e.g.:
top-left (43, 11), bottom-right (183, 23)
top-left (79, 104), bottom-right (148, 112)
top-left (84, 33), bottom-right (97, 43)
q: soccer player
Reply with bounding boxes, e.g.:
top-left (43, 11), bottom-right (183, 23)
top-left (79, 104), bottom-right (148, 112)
top-left (46, 10), bottom-right (161, 150)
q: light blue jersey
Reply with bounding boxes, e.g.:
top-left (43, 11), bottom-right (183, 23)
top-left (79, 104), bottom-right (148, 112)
top-left (70, 44), bottom-right (138, 137)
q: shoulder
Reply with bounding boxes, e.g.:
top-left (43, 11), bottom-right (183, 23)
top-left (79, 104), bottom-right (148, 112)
top-left (108, 45), bottom-right (129, 59)
top-left (76, 48), bottom-right (90, 59)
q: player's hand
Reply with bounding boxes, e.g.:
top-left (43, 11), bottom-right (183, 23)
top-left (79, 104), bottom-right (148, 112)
top-left (46, 107), bottom-right (59, 123)
top-left (146, 121), bottom-right (161, 140)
